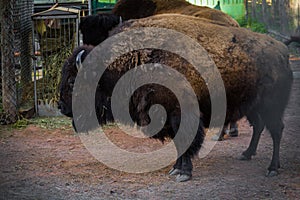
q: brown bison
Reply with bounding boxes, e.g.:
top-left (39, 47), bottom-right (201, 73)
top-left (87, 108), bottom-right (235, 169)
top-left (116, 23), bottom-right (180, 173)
top-left (60, 14), bottom-right (293, 182)
top-left (112, 0), bottom-right (239, 27)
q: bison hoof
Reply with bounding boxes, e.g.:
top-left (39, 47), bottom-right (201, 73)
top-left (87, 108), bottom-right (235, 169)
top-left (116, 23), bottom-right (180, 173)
top-left (211, 134), bottom-right (223, 141)
top-left (176, 174), bottom-right (191, 182)
top-left (238, 154), bottom-right (251, 160)
top-left (169, 168), bottom-right (181, 176)
top-left (266, 170), bottom-right (278, 177)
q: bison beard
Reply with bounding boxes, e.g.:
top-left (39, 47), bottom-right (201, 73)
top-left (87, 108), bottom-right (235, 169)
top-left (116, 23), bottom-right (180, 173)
top-left (60, 14), bottom-right (293, 182)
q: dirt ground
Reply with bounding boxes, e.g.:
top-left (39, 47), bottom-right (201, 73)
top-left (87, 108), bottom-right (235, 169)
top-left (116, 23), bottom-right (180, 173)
top-left (0, 59), bottom-right (299, 200)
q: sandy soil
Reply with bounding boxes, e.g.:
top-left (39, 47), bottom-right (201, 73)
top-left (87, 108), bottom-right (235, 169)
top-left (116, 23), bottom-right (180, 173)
top-left (0, 60), bottom-right (299, 200)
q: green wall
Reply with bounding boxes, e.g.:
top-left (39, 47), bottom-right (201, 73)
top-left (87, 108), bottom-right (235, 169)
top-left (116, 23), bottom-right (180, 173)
top-left (187, 0), bottom-right (246, 21)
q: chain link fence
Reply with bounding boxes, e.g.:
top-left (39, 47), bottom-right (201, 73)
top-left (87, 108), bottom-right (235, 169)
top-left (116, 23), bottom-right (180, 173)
top-left (1, 0), bottom-right (34, 124)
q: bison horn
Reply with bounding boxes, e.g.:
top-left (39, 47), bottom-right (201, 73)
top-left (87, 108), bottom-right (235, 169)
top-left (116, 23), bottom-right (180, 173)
top-left (119, 16), bottom-right (123, 26)
top-left (76, 50), bottom-right (85, 70)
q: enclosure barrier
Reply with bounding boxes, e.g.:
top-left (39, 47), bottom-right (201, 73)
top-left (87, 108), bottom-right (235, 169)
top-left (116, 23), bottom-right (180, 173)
top-left (0, 0), bottom-right (34, 124)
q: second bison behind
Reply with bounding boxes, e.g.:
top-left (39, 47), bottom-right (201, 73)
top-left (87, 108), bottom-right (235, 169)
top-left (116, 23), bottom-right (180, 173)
top-left (59, 14), bottom-right (293, 182)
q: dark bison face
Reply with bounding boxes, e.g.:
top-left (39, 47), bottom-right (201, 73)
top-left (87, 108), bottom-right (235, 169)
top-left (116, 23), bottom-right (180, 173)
top-left (59, 45), bottom-right (94, 117)
top-left (79, 13), bottom-right (121, 46)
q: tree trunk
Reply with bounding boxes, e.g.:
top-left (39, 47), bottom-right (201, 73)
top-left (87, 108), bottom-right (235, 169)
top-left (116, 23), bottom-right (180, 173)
top-left (244, 0), bottom-right (249, 22)
top-left (251, 0), bottom-right (256, 19)
top-left (262, 0), bottom-right (268, 28)
top-left (279, 0), bottom-right (289, 35)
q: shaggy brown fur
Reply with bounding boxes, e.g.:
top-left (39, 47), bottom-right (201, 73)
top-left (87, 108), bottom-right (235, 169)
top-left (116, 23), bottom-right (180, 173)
top-left (109, 14), bottom-right (292, 124)
top-left (112, 0), bottom-right (239, 27)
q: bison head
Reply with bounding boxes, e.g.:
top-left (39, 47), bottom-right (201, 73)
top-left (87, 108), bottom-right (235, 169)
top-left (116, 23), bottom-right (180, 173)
top-left (59, 45), bottom-right (94, 118)
top-left (79, 13), bottom-right (121, 46)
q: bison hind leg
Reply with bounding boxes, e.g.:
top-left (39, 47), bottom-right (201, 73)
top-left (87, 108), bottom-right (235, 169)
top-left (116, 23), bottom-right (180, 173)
top-left (243, 104), bottom-right (285, 176)
top-left (264, 117), bottom-right (284, 177)
top-left (239, 112), bottom-right (265, 160)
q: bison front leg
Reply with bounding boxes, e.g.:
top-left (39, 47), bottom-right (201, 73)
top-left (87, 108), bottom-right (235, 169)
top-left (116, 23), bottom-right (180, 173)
top-left (177, 153), bottom-right (193, 182)
top-left (169, 153), bottom-right (193, 182)
top-left (168, 113), bottom-right (193, 182)
top-left (168, 110), bottom-right (204, 182)
top-left (169, 156), bottom-right (182, 176)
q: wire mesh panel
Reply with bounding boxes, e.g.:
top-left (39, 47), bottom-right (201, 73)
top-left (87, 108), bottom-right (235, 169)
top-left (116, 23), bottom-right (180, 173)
top-left (1, 0), bottom-right (19, 124)
top-left (32, 7), bottom-right (80, 116)
top-left (1, 0), bottom-right (36, 124)
top-left (0, 22), bottom-right (3, 118)
top-left (14, 0), bottom-right (35, 118)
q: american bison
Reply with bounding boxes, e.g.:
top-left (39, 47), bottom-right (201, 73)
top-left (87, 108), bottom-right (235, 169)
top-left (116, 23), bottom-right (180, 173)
top-left (112, 0), bottom-right (239, 27)
top-left (60, 13), bottom-right (293, 182)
